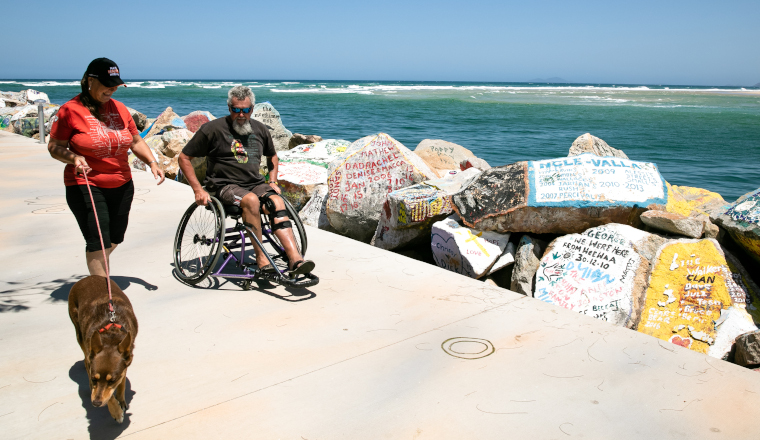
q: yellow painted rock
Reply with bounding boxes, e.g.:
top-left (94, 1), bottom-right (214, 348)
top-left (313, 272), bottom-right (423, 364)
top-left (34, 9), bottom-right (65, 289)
top-left (638, 239), bottom-right (757, 357)
top-left (665, 183), bottom-right (727, 219)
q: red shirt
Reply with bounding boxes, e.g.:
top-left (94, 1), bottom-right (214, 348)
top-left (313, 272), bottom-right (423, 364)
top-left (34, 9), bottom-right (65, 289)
top-left (51, 95), bottom-right (138, 188)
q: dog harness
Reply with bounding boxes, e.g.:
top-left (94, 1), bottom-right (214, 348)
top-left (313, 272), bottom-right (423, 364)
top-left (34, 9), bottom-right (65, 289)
top-left (98, 323), bottom-right (123, 333)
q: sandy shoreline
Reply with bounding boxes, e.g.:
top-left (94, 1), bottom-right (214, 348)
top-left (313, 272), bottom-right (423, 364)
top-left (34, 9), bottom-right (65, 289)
top-left (702, 89), bottom-right (760, 97)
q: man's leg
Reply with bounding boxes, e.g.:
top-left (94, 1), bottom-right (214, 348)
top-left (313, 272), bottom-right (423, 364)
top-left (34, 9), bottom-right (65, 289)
top-left (261, 194), bottom-right (311, 271)
top-left (239, 193), bottom-right (271, 269)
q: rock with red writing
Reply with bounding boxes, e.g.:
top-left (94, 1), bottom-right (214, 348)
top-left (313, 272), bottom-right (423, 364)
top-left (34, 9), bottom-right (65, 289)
top-left (276, 139), bottom-right (351, 210)
top-left (637, 238), bottom-right (759, 358)
top-left (181, 110), bottom-right (215, 133)
top-left (535, 224), bottom-right (656, 328)
top-left (326, 133), bottom-right (435, 242)
top-left (253, 102), bottom-right (292, 152)
top-left (453, 154), bottom-right (668, 235)
top-left (371, 168), bottom-right (481, 250)
top-left (431, 217), bottom-right (513, 279)
top-left (414, 139), bottom-right (478, 178)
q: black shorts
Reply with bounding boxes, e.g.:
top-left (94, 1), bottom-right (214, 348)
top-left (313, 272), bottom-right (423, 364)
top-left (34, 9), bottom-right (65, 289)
top-left (217, 182), bottom-right (275, 206)
top-left (66, 180), bottom-right (134, 252)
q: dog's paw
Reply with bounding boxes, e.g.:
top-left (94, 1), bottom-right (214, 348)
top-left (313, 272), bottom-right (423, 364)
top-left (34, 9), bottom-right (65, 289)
top-left (119, 399), bottom-right (128, 411)
top-left (108, 398), bottom-right (125, 424)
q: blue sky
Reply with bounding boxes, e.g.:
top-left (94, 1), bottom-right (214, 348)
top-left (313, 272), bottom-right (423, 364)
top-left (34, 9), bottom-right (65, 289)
top-left (3, 0), bottom-right (758, 85)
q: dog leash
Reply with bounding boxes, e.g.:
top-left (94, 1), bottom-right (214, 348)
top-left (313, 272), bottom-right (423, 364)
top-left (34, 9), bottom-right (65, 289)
top-left (82, 171), bottom-right (116, 323)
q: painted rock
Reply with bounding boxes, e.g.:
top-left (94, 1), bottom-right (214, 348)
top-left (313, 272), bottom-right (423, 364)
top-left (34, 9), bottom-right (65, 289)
top-left (431, 217), bottom-right (513, 279)
top-left (460, 156), bottom-right (491, 172)
top-left (414, 139), bottom-right (478, 178)
top-left (298, 184), bottom-right (334, 231)
top-left (568, 133), bottom-right (628, 159)
top-left (160, 129), bottom-right (194, 158)
top-left (510, 235), bottom-right (547, 296)
top-left (181, 110), bottom-right (215, 133)
top-left (326, 133), bottom-right (435, 242)
top-left (535, 224), bottom-right (653, 328)
top-left (13, 117), bottom-right (38, 137)
top-left (22, 89), bottom-right (49, 104)
top-left (637, 239), bottom-right (758, 358)
top-left (666, 183), bottom-right (727, 220)
top-left (277, 139), bottom-right (351, 211)
top-left (640, 210), bottom-right (704, 238)
top-left (714, 187), bottom-right (760, 264)
top-left (452, 154), bottom-right (668, 234)
top-left (371, 168), bottom-right (481, 250)
top-left (253, 102), bottom-right (292, 152)
top-left (145, 107), bottom-right (186, 138)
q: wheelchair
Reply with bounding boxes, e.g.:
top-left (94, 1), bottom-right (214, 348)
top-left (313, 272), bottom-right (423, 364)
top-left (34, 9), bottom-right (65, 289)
top-left (172, 194), bottom-right (318, 290)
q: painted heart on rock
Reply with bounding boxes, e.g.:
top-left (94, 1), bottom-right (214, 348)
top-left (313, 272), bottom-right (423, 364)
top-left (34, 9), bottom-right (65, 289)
top-left (669, 335), bottom-right (692, 348)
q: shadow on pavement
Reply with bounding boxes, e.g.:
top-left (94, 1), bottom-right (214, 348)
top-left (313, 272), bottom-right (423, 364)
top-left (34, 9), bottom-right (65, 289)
top-left (69, 361), bottom-right (135, 440)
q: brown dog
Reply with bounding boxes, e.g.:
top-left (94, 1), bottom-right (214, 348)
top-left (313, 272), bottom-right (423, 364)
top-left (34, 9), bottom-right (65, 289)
top-left (68, 275), bottom-right (138, 423)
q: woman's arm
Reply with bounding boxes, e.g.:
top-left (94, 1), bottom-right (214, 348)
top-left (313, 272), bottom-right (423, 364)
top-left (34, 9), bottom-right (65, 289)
top-left (48, 137), bottom-right (91, 175)
top-left (130, 134), bottom-right (165, 185)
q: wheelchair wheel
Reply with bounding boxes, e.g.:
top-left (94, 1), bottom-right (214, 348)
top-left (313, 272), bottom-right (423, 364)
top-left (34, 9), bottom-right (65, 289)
top-left (173, 197), bottom-right (225, 284)
top-left (263, 197), bottom-right (307, 262)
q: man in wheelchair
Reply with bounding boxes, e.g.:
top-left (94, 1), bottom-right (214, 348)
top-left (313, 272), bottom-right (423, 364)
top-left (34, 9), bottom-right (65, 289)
top-left (177, 86), bottom-right (315, 276)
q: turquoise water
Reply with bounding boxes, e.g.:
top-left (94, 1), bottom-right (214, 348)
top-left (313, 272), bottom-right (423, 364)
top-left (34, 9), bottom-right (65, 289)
top-left (3, 80), bottom-right (758, 201)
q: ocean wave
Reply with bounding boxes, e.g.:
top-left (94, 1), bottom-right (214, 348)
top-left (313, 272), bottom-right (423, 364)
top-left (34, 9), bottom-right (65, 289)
top-left (17, 81), bottom-right (79, 87)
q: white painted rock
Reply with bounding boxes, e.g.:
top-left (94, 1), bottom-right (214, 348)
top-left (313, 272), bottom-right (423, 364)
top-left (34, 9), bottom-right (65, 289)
top-left (453, 154), bottom-right (668, 234)
top-left (637, 238), bottom-right (759, 358)
top-left (22, 89), bottom-right (49, 104)
top-left (277, 139), bottom-right (351, 211)
top-left (431, 217), bottom-right (512, 279)
top-left (298, 184), bottom-right (334, 231)
top-left (414, 139), bottom-right (478, 178)
top-left (535, 224), bottom-right (654, 328)
top-left (371, 168), bottom-right (481, 250)
top-left (253, 102), bottom-right (292, 152)
top-left (640, 210), bottom-right (704, 238)
top-left (326, 133), bottom-right (435, 242)
top-left (714, 187), bottom-right (760, 264)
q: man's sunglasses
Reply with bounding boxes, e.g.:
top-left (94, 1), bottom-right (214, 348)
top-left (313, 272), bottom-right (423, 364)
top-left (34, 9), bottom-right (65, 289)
top-left (230, 106), bottom-right (252, 114)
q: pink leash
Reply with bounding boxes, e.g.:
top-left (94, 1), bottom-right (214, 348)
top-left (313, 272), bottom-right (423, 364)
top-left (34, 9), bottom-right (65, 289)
top-left (82, 171), bottom-right (116, 322)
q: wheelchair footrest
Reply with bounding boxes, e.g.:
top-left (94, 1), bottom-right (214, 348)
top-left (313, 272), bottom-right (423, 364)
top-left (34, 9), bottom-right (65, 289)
top-left (254, 270), bottom-right (319, 288)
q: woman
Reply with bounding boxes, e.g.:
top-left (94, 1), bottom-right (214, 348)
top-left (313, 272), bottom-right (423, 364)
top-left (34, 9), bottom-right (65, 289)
top-left (48, 57), bottom-right (165, 276)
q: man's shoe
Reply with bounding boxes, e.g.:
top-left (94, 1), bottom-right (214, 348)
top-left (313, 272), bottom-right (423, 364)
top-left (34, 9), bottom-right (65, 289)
top-left (289, 260), bottom-right (315, 276)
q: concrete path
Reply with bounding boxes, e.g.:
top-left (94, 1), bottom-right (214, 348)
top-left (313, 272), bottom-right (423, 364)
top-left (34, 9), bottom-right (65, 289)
top-left (1, 131), bottom-right (758, 439)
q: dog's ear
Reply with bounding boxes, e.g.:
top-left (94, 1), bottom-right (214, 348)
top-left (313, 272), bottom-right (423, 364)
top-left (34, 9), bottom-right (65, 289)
top-left (118, 331), bottom-right (132, 356)
top-left (90, 331), bottom-right (103, 355)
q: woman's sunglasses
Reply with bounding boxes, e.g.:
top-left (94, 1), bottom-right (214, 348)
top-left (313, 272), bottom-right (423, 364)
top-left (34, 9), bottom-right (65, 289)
top-left (230, 106), bottom-right (252, 114)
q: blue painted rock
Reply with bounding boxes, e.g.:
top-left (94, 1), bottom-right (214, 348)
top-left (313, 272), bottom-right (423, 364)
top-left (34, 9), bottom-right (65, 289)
top-left (277, 140), bottom-right (351, 210)
top-left (371, 168), bottom-right (481, 250)
top-left (431, 216), bottom-right (513, 279)
top-left (535, 224), bottom-right (656, 327)
top-left (145, 107), bottom-right (186, 138)
top-left (181, 110), bottom-right (215, 133)
top-left (253, 102), bottom-right (292, 152)
top-left (452, 154), bottom-right (668, 234)
top-left (714, 187), bottom-right (760, 264)
top-left (326, 133), bottom-right (435, 242)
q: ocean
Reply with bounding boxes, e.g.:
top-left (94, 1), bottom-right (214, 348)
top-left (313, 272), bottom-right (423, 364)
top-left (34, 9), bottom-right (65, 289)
top-left (2, 79), bottom-right (758, 202)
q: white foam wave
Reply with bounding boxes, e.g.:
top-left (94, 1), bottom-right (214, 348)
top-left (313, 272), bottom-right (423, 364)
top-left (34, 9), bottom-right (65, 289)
top-left (18, 81), bottom-right (79, 87)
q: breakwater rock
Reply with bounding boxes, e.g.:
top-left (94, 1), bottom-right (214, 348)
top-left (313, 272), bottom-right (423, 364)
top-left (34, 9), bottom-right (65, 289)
top-left (326, 133), bottom-right (435, 242)
top-left (714, 187), bottom-right (760, 264)
top-left (452, 154), bottom-right (668, 234)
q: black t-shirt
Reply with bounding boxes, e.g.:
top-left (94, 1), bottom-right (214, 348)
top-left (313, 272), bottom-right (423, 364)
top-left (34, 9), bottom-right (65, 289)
top-left (182, 116), bottom-right (276, 192)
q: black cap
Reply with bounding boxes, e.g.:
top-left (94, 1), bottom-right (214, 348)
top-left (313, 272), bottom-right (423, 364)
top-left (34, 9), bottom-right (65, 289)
top-left (86, 57), bottom-right (126, 87)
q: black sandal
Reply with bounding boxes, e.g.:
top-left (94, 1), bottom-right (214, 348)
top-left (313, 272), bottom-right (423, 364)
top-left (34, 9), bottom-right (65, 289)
top-left (289, 260), bottom-right (315, 276)
top-left (257, 264), bottom-right (276, 274)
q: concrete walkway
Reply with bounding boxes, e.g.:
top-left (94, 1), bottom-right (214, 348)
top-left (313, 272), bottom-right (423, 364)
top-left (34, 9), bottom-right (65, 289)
top-left (1, 131), bottom-right (758, 439)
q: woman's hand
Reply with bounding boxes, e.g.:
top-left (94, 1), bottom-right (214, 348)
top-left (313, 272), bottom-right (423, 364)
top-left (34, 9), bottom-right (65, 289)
top-left (74, 155), bottom-right (91, 175)
top-left (150, 161), bottom-right (165, 185)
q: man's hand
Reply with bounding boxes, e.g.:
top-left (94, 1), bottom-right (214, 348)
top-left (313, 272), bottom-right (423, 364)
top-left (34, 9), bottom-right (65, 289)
top-left (194, 188), bottom-right (211, 206)
top-left (269, 181), bottom-right (282, 194)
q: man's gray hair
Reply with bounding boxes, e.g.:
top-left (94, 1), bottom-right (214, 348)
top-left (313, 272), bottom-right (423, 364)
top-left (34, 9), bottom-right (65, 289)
top-left (227, 85), bottom-right (255, 106)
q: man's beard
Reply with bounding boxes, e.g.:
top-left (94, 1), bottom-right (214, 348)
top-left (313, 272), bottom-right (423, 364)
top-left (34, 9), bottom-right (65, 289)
top-left (232, 119), bottom-right (253, 135)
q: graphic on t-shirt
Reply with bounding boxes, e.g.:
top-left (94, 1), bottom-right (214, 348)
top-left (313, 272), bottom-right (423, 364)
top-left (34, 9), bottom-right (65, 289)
top-left (231, 139), bottom-right (248, 164)
top-left (86, 110), bottom-right (132, 159)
